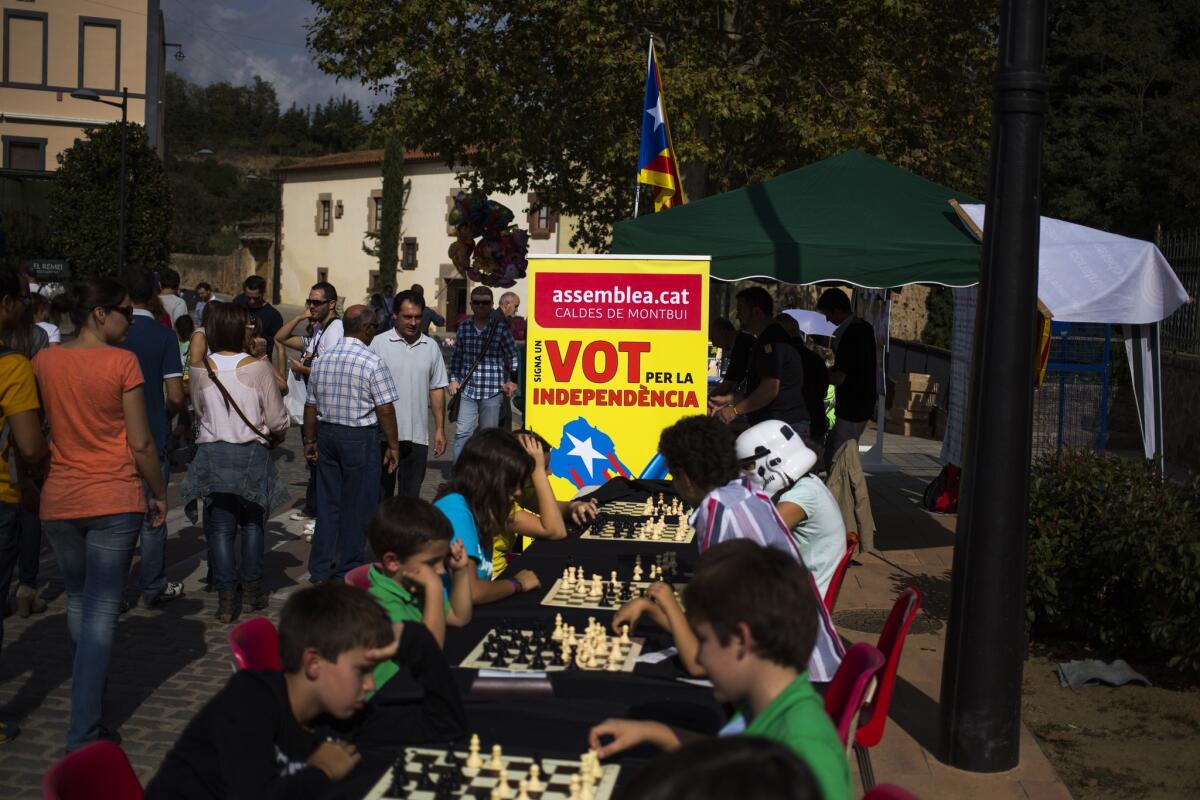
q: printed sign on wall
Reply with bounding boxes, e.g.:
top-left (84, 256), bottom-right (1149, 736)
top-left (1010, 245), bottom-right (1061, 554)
top-left (524, 254), bottom-right (710, 498)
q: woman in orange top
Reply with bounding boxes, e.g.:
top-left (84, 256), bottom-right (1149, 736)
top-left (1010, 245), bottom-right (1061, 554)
top-left (33, 278), bottom-right (167, 753)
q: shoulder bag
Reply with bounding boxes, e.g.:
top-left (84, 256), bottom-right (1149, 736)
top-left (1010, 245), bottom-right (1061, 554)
top-left (202, 358), bottom-right (281, 449)
top-left (448, 321), bottom-right (500, 424)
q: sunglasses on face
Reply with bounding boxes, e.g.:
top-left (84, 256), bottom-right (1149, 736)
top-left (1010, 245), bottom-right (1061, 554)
top-left (471, 299), bottom-right (493, 306)
top-left (306, 298), bottom-right (331, 307)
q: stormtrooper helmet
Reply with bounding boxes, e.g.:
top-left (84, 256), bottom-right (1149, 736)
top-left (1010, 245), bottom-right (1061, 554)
top-left (735, 421), bottom-right (817, 495)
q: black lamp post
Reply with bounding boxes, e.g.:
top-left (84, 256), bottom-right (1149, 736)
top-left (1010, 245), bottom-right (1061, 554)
top-left (71, 87), bottom-right (129, 277)
top-left (248, 172), bottom-right (283, 305)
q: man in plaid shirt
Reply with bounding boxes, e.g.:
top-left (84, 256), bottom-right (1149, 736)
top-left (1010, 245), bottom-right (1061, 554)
top-left (448, 286), bottom-right (519, 459)
top-left (303, 305), bottom-right (400, 583)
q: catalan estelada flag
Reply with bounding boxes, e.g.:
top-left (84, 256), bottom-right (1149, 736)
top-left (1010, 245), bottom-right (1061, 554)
top-left (637, 40), bottom-right (685, 213)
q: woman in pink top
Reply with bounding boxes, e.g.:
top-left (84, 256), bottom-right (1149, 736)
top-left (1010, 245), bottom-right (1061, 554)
top-left (182, 304), bottom-right (288, 622)
top-left (33, 278), bottom-right (167, 752)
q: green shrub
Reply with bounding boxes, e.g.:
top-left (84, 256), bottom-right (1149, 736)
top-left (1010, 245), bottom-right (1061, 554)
top-left (1026, 448), bottom-right (1200, 673)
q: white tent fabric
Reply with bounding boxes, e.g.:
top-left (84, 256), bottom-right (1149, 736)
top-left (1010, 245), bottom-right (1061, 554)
top-left (944, 207), bottom-right (1189, 467)
top-left (959, 204), bottom-right (1189, 324)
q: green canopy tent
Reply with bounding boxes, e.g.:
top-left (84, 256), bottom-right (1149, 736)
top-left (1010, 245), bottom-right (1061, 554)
top-left (611, 149), bottom-right (981, 288)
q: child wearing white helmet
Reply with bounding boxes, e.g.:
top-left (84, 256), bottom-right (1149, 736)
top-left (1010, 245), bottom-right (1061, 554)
top-left (736, 421), bottom-right (847, 597)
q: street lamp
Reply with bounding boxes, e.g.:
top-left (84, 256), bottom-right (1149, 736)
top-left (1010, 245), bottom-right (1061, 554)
top-left (247, 172), bottom-right (283, 305)
top-left (71, 87), bottom-right (129, 277)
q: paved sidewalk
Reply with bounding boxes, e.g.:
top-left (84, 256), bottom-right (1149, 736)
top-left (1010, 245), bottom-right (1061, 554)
top-left (0, 428), bottom-right (1071, 799)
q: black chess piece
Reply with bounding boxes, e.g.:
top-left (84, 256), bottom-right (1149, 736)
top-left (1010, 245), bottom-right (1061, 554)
top-left (389, 754), bottom-right (406, 796)
top-left (550, 648), bottom-right (564, 666)
top-left (619, 584), bottom-right (633, 603)
top-left (530, 650), bottom-right (546, 670)
top-left (418, 769), bottom-right (435, 790)
top-left (491, 649), bottom-right (508, 668)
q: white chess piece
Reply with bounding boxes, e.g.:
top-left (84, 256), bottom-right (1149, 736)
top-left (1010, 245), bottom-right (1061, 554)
top-left (528, 764), bottom-right (543, 792)
top-left (620, 624), bottom-right (632, 648)
top-left (562, 567), bottom-right (573, 588)
top-left (488, 743), bottom-right (504, 771)
top-left (632, 563), bottom-right (643, 582)
top-left (590, 575), bottom-right (602, 598)
top-left (606, 639), bottom-right (623, 670)
top-left (642, 497), bottom-right (653, 515)
top-left (495, 766), bottom-right (511, 798)
top-left (569, 774), bottom-right (582, 799)
top-left (577, 642), bottom-right (592, 668)
top-left (516, 778), bottom-right (530, 800)
top-left (552, 614), bottom-right (564, 641)
top-left (586, 643), bottom-right (601, 669)
top-left (466, 734), bottom-right (483, 769)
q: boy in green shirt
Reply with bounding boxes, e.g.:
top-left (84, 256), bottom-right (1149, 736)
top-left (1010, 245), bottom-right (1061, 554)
top-left (367, 497), bottom-right (473, 658)
top-left (589, 539), bottom-right (852, 800)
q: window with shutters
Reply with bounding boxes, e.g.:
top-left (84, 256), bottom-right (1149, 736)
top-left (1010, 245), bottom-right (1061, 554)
top-left (402, 238), bottom-right (418, 270)
top-left (2, 137), bottom-right (46, 171)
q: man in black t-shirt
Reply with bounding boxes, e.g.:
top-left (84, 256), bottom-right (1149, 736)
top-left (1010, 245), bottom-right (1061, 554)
top-left (816, 288), bottom-right (877, 472)
top-left (774, 313), bottom-right (831, 442)
top-left (232, 275), bottom-right (284, 361)
top-left (710, 317), bottom-right (755, 397)
top-left (712, 287), bottom-right (808, 435)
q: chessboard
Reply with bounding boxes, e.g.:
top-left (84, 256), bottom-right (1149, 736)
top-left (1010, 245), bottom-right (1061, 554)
top-left (362, 744), bottom-right (619, 800)
top-left (580, 499), bottom-right (694, 544)
top-left (540, 554), bottom-right (684, 611)
top-left (458, 622), bottom-right (644, 673)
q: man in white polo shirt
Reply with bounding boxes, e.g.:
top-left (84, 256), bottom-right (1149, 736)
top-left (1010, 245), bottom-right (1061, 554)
top-left (370, 289), bottom-right (449, 499)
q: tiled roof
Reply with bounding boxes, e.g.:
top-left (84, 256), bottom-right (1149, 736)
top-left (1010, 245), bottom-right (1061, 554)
top-left (280, 148), bottom-right (442, 172)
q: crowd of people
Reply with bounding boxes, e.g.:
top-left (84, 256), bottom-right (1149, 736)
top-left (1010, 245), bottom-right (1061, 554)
top-left (0, 268), bottom-right (877, 799)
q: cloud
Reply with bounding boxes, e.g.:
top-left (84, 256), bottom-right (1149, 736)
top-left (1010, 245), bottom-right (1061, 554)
top-left (164, 0), bottom-right (379, 115)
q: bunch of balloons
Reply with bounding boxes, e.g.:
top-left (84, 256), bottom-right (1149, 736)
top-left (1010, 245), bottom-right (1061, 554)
top-left (447, 191), bottom-right (530, 288)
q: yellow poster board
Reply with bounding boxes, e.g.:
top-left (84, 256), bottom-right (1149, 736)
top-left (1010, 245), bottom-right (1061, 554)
top-left (524, 254), bottom-right (711, 499)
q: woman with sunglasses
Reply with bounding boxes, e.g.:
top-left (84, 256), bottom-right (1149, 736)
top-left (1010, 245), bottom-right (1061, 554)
top-left (33, 278), bottom-right (168, 752)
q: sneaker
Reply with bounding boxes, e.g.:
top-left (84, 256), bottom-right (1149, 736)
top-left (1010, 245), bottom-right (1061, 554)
top-left (148, 581), bottom-right (185, 606)
top-left (289, 509), bottom-right (313, 521)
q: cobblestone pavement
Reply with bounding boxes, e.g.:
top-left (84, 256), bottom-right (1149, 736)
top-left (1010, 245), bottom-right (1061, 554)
top-left (0, 423), bottom-right (456, 797)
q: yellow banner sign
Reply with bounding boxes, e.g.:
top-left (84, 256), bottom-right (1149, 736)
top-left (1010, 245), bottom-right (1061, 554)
top-left (524, 254), bottom-right (711, 498)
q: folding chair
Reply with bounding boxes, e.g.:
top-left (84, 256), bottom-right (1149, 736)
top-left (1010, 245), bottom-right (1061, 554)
top-left (344, 563), bottom-right (376, 589)
top-left (823, 642), bottom-right (886, 749)
top-left (226, 616), bottom-right (282, 671)
top-left (823, 537), bottom-right (859, 613)
top-left (42, 741), bottom-right (144, 800)
top-left (862, 784), bottom-right (921, 800)
top-left (854, 587), bottom-right (923, 789)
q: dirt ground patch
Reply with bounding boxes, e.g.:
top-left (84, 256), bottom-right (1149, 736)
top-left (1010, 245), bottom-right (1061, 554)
top-left (1022, 652), bottom-right (1200, 798)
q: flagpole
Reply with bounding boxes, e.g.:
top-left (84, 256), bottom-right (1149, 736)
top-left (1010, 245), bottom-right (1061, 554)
top-left (633, 36), bottom-right (655, 219)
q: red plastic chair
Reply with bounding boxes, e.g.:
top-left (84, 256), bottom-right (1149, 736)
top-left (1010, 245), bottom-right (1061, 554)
top-left (823, 642), bottom-right (886, 750)
top-left (42, 740), bottom-right (144, 800)
top-left (344, 563), bottom-right (376, 589)
top-left (823, 537), bottom-right (859, 612)
top-left (854, 587), bottom-right (923, 789)
top-left (226, 616), bottom-right (282, 671)
top-left (863, 784), bottom-right (920, 800)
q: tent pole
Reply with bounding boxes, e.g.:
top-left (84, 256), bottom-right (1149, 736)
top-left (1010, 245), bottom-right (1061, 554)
top-left (938, 0), bottom-right (1048, 773)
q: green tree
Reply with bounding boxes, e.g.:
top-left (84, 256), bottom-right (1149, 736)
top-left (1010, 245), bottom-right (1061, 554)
top-left (372, 137), bottom-right (410, 290)
top-left (308, 0), bottom-right (997, 250)
top-left (1042, 0), bottom-right (1200, 236)
top-left (48, 122), bottom-right (173, 276)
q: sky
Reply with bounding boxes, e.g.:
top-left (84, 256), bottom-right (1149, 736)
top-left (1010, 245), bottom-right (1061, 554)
top-left (161, 0), bottom-right (378, 113)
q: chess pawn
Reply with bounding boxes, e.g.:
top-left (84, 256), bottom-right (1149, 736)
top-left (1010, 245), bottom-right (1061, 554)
top-left (528, 764), bottom-right (543, 792)
top-left (590, 575), bottom-right (602, 598)
top-left (488, 743), bottom-right (504, 771)
top-left (577, 642), bottom-right (592, 668)
top-left (620, 623), bottom-right (632, 648)
top-left (495, 767), bottom-right (511, 798)
top-left (606, 639), bottom-right (623, 670)
top-left (586, 643), bottom-right (601, 669)
top-left (466, 734), bottom-right (483, 769)
top-left (632, 563), bottom-right (643, 582)
top-left (562, 568), bottom-right (573, 588)
top-left (517, 779), bottom-right (530, 800)
top-left (569, 774), bottom-right (582, 799)
top-left (552, 614), bottom-right (564, 641)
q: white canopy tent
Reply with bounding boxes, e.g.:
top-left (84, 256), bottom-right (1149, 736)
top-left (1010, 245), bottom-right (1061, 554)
top-left (941, 204), bottom-right (1190, 468)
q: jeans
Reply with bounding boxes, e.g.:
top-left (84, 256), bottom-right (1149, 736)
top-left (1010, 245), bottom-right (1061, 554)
top-left (823, 417), bottom-right (870, 474)
top-left (135, 453), bottom-right (172, 603)
top-left (380, 442), bottom-right (429, 501)
top-left (17, 508), bottom-right (41, 587)
top-left (310, 424), bottom-right (381, 583)
top-left (206, 493), bottom-right (265, 592)
top-left (452, 392), bottom-right (502, 460)
top-left (43, 512), bottom-right (143, 752)
top-left (0, 502), bottom-right (19, 655)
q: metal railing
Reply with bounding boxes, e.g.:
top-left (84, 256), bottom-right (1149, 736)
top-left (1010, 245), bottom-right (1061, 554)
top-left (1158, 226), bottom-right (1200, 354)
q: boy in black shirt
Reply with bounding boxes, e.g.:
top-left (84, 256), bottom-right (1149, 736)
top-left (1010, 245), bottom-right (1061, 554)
top-left (145, 584), bottom-right (396, 800)
top-left (713, 287), bottom-right (808, 435)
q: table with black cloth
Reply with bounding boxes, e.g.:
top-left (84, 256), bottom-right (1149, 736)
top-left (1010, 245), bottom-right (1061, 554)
top-left (333, 479), bottom-right (727, 799)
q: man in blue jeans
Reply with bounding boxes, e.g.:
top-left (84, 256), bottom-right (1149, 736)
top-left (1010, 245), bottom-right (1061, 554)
top-left (302, 306), bottom-right (400, 584)
top-left (448, 286), bottom-right (518, 460)
top-left (119, 269), bottom-right (185, 611)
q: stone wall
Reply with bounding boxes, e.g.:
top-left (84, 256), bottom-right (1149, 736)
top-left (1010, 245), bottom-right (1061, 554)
top-left (1162, 351), bottom-right (1200, 471)
top-left (170, 245), bottom-right (270, 296)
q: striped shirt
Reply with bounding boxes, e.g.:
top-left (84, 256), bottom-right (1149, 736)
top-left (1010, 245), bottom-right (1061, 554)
top-left (305, 337), bottom-right (400, 427)
top-left (690, 477), bottom-right (845, 683)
